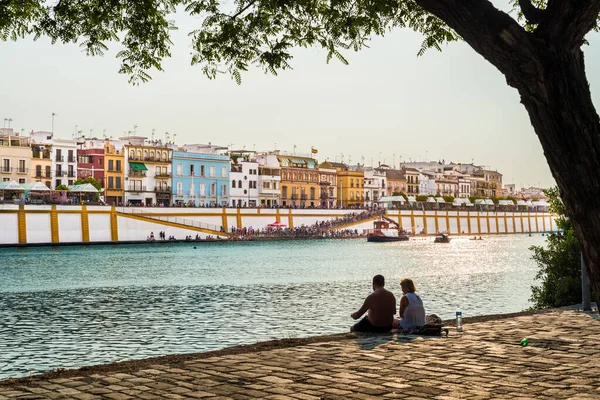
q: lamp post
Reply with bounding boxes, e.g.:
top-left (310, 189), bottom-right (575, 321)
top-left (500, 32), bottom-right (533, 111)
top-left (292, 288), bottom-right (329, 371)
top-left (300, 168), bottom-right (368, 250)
top-left (51, 113), bottom-right (57, 135)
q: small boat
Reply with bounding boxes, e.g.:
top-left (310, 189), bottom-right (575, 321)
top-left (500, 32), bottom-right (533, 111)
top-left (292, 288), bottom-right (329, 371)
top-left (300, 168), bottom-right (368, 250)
top-left (367, 218), bottom-right (410, 242)
top-left (434, 233), bottom-right (451, 243)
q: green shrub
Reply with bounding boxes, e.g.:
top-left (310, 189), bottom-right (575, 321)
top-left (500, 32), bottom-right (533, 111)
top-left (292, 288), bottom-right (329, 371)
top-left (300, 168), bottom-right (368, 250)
top-left (529, 187), bottom-right (581, 309)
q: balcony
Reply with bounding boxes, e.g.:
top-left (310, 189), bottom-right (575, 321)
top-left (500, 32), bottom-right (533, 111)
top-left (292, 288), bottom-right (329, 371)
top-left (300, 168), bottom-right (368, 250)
top-left (35, 173), bottom-right (43, 179)
top-left (144, 156), bottom-right (171, 163)
top-left (291, 194), bottom-right (297, 200)
top-left (300, 194), bottom-right (308, 200)
top-left (128, 171), bottom-right (146, 177)
top-left (56, 156), bottom-right (64, 162)
top-left (17, 168), bottom-right (28, 174)
top-left (155, 173), bottom-right (171, 178)
top-left (1, 167), bottom-right (10, 173)
top-left (67, 172), bottom-right (75, 177)
top-left (154, 186), bottom-right (172, 192)
top-left (126, 185), bottom-right (146, 192)
top-left (108, 168), bottom-right (122, 173)
top-left (55, 170), bottom-right (64, 176)
top-left (67, 157), bottom-right (76, 163)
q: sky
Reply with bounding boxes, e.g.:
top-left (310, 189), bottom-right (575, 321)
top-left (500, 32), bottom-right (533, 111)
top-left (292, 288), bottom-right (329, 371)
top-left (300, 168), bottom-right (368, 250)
top-left (1, 3), bottom-right (598, 189)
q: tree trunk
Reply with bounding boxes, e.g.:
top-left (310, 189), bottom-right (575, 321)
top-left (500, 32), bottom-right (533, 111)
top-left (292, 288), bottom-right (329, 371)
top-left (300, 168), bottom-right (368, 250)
top-left (516, 47), bottom-right (600, 305)
top-left (414, 0), bottom-right (600, 306)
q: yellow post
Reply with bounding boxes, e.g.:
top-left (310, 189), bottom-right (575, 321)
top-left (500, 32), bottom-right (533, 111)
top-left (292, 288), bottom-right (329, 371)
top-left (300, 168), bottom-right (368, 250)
top-left (221, 207), bottom-right (228, 232)
top-left (467, 212), bottom-right (472, 235)
top-left (288, 208), bottom-right (294, 228)
top-left (535, 213), bottom-right (539, 232)
top-left (434, 211), bottom-right (439, 234)
top-left (81, 205), bottom-right (90, 243)
top-left (236, 207), bottom-right (243, 228)
top-left (549, 214), bottom-right (554, 232)
top-left (456, 213), bottom-right (462, 235)
top-left (495, 212), bottom-right (500, 234)
top-left (276, 208), bottom-right (281, 223)
top-left (50, 205), bottom-right (59, 243)
top-left (527, 213), bottom-right (532, 233)
top-left (410, 210), bottom-right (417, 234)
top-left (397, 211), bottom-right (403, 229)
top-left (477, 212), bottom-right (482, 234)
top-left (486, 212), bottom-right (491, 234)
top-left (512, 213), bottom-right (517, 234)
top-left (17, 205), bottom-right (27, 244)
top-left (542, 214), bottom-right (547, 232)
top-left (445, 212), bottom-right (450, 234)
top-left (110, 206), bottom-right (119, 242)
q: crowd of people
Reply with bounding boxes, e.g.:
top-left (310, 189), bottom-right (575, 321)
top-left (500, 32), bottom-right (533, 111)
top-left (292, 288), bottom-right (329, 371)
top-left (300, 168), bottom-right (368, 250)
top-left (229, 208), bottom-right (384, 240)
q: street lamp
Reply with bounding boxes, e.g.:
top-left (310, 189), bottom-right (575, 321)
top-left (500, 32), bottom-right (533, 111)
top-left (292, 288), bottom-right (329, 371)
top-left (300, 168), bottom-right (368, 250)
top-left (51, 113), bottom-right (57, 135)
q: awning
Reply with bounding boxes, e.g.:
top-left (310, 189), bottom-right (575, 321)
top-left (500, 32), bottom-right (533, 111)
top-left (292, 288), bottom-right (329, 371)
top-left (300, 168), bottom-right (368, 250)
top-left (435, 197), bottom-right (445, 203)
top-left (68, 183), bottom-right (100, 193)
top-left (130, 162), bottom-right (148, 171)
top-left (378, 196), bottom-right (405, 203)
top-left (0, 180), bottom-right (25, 190)
top-left (22, 182), bottom-right (51, 192)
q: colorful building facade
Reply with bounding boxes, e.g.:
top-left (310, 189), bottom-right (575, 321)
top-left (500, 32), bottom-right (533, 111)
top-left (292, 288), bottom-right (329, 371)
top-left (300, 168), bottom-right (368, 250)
top-left (278, 155), bottom-right (320, 208)
top-left (172, 148), bottom-right (230, 206)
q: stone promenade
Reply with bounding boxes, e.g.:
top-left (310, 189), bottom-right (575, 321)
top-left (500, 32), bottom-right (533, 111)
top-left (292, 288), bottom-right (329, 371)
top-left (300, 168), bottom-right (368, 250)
top-left (1, 309), bottom-right (600, 399)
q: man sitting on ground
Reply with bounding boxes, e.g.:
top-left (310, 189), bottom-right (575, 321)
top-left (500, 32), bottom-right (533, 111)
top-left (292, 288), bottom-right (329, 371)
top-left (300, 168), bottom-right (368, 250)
top-left (350, 275), bottom-right (396, 333)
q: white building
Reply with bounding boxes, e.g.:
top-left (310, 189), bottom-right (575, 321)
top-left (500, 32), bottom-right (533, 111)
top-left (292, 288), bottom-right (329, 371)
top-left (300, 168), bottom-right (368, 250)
top-left (229, 159), bottom-right (259, 207)
top-left (256, 153), bottom-right (281, 207)
top-left (363, 168), bottom-right (386, 206)
top-left (30, 131), bottom-right (77, 189)
top-left (418, 170), bottom-right (437, 195)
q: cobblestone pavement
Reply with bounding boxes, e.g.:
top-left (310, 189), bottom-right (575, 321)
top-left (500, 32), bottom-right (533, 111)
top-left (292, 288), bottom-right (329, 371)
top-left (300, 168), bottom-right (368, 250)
top-left (1, 309), bottom-right (599, 399)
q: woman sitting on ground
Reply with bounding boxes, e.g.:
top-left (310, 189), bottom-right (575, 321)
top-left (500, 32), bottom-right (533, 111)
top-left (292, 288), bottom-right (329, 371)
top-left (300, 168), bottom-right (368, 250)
top-left (393, 278), bottom-right (426, 331)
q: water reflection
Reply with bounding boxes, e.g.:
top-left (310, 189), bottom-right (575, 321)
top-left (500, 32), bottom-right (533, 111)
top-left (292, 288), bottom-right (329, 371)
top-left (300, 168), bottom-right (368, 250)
top-left (0, 235), bottom-right (545, 379)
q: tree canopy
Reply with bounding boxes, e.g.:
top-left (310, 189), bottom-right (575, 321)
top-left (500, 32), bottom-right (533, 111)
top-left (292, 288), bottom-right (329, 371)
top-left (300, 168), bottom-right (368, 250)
top-left (3, 1), bottom-right (596, 84)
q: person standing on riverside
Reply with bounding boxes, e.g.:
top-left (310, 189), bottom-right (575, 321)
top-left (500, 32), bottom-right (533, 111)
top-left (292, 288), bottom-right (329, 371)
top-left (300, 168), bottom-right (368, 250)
top-left (393, 278), bottom-right (426, 330)
top-left (350, 275), bottom-right (396, 333)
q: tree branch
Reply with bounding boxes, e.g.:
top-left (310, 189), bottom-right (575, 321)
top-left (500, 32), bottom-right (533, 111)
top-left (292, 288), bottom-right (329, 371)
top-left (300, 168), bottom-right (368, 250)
top-left (414, 0), bottom-right (540, 88)
top-left (537, 0), bottom-right (600, 49)
top-left (231, 0), bottom-right (257, 20)
top-left (518, 0), bottom-right (544, 24)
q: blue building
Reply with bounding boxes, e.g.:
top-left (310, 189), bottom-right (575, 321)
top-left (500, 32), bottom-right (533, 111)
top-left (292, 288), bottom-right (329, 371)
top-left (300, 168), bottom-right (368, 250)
top-left (171, 146), bottom-right (230, 206)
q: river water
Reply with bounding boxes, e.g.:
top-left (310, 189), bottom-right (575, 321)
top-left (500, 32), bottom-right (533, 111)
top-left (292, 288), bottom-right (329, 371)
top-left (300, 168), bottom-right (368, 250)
top-left (0, 234), bottom-right (545, 379)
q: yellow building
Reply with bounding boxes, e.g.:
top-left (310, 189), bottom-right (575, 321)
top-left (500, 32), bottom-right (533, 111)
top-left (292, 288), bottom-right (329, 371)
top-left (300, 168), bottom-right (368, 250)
top-left (0, 129), bottom-right (32, 185)
top-left (104, 141), bottom-right (125, 205)
top-left (330, 162), bottom-right (364, 207)
top-left (30, 142), bottom-right (53, 188)
top-left (316, 161), bottom-right (338, 208)
top-left (277, 155), bottom-right (320, 207)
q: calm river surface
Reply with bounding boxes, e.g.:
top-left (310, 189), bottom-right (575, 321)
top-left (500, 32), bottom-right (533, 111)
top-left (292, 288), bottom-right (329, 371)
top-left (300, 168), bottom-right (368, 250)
top-left (1, 235), bottom-right (545, 379)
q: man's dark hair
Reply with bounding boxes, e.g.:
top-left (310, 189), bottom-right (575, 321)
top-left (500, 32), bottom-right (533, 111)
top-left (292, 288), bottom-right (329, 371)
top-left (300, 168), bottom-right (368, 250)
top-left (373, 274), bottom-right (385, 287)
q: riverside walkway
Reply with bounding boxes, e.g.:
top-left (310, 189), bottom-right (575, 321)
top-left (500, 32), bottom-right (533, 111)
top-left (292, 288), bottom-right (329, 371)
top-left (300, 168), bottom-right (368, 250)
top-left (1, 309), bottom-right (599, 399)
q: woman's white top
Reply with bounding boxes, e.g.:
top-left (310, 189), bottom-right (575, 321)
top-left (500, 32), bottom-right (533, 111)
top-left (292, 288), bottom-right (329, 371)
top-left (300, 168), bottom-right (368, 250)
top-left (398, 292), bottom-right (426, 329)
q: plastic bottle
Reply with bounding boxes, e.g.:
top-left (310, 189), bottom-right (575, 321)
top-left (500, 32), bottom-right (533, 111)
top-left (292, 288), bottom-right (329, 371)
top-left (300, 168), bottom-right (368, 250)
top-left (521, 338), bottom-right (529, 346)
top-left (456, 311), bottom-right (463, 332)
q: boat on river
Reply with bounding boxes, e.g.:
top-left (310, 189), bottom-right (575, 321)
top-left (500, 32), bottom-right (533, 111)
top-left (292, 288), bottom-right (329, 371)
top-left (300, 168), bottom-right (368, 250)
top-left (367, 218), bottom-right (410, 242)
top-left (434, 233), bottom-right (451, 243)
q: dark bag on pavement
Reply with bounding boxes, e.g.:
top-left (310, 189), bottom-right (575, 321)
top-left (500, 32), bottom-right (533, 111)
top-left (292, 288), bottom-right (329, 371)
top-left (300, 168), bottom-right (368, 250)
top-left (414, 323), bottom-right (449, 337)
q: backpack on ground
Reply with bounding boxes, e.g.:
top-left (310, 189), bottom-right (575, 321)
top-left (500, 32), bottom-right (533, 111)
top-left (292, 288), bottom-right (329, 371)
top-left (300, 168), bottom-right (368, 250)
top-left (414, 323), bottom-right (449, 337)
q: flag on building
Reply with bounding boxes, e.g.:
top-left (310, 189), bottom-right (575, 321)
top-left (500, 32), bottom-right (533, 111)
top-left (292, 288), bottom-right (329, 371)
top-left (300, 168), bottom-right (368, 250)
top-left (311, 147), bottom-right (318, 154)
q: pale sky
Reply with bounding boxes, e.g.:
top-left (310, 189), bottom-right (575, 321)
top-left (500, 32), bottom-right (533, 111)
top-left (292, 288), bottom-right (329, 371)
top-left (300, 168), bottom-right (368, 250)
top-left (1, 4), bottom-right (598, 189)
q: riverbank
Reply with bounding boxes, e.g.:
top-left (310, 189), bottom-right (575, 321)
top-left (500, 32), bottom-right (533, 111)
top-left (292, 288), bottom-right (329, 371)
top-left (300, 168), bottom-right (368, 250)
top-left (2, 308), bottom-right (598, 399)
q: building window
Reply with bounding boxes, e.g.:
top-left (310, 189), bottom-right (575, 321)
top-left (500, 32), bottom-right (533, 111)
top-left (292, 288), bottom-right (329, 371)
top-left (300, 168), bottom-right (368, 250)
top-left (45, 166), bottom-right (51, 178)
top-left (232, 180), bottom-right (236, 188)
top-left (116, 177), bottom-right (122, 189)
top-left (45, 181), bottom-right (51, 189)
top-left (200, 182), bottom-right (205, 196)
top-left (18, 178), bottom-right (25, 184)
top-left (222, 184), bottom-right (227, 196)
top-left (2, 159), bottom-right (9, 173)
top-left (190, 182), bottom-right (195, 197)
top-left (18, 160), bottom-right (26, 173)
top-left (177, 182), bottom-right (183, 196)
top-left (176, 163), bottom-right (182, 176)
top-left (108, 160), bottom-right (114, 171)
top-left (210, 165), bottom-right (215, 177)
top-left (116, 160), bottom-right (122, 172)
top-left (35, 165), bottom-right (42, 178)
top-left (221, 166), bottom-right (226, 177)
top-left (190, 164), bottom-right (195, 176)
top-left (108, 176), bottom-right (114, 189)
top-left (210, 182), bottom-right (216, 196)
top-left (200, 165), bottom-right (205, 176)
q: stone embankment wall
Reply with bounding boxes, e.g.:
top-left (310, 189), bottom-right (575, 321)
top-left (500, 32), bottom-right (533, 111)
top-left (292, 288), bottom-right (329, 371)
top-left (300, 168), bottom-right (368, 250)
top-left (0, 205), bottom-right (556, 246)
